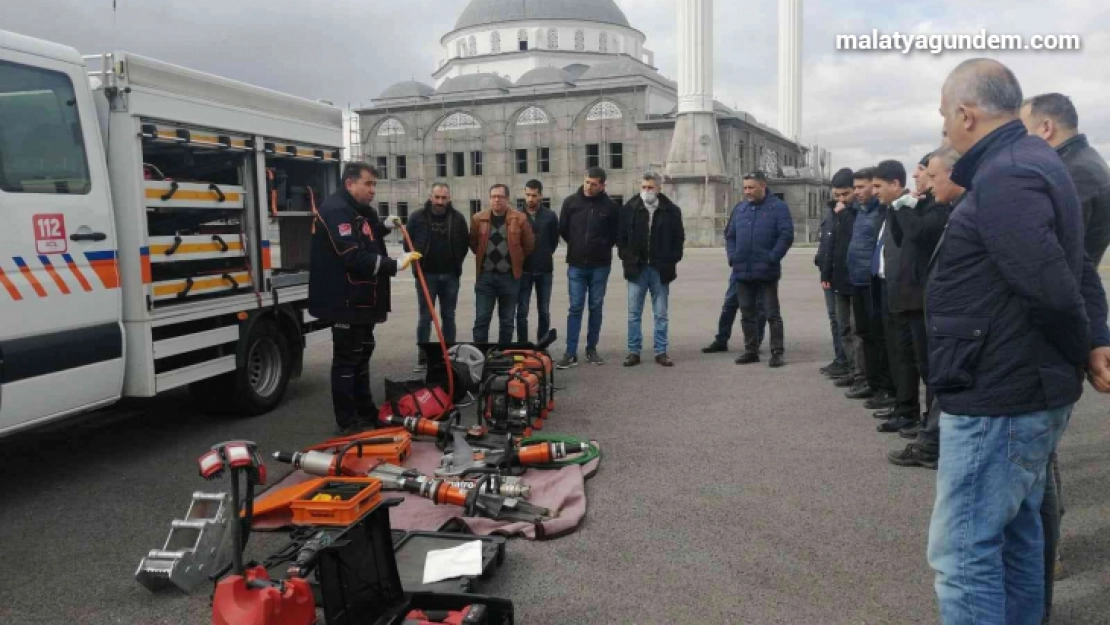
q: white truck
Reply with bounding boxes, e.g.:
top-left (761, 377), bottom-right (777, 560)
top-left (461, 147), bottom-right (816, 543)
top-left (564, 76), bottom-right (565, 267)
top-left (0, 29), bottom-right (344, 435)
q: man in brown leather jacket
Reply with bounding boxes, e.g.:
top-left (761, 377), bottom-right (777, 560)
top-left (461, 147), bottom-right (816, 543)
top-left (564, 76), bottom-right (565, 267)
top-left (470, 184), bottom-right (535, 344)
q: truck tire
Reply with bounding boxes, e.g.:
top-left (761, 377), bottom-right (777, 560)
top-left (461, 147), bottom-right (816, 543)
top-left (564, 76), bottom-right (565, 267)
top-left (189, 318), bottom-right (291, 415)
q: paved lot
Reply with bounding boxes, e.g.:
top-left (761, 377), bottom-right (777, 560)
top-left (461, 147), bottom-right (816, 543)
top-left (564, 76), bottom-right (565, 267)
top-left (1, 248), bottom-right (1108, 624)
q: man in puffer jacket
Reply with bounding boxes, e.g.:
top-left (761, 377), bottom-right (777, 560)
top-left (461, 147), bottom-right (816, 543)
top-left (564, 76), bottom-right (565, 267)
top-left (724, 171), bottom-right (794, 367)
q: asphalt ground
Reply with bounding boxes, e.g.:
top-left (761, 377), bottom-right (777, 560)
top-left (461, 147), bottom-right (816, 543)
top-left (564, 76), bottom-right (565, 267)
top-left (1, 248), bottom-right (1108, 624)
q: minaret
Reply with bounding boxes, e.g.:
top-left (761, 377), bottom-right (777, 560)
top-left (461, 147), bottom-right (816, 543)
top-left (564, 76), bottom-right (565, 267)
top-left (777, 0), bottom-right (802, 142)
top-left (664, 0), bottom-right (724, 176)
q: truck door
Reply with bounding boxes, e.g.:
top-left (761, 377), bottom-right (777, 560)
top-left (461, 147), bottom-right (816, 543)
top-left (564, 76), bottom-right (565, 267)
top-left (0, 50), bottom-right (123, 433)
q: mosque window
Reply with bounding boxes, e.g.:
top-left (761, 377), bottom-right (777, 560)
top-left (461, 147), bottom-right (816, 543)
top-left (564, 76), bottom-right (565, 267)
top-left (456, 40), bottom-right (465, 57)
top-left (468, 35), bottom-right (477, 56)
top-left (491, 31), bottom-right (501, 53)
top-left (376, 118), bottom-right (405, 137)
top-left (516, 106), bottom-right (550, 126)
top-left (548, 28), bottom-right (559, 49)
top-left (575, 30), bottom-right (585, 51)
top-left (586, 100), bottom-right (623, 121)
top-left (518, 29), bottom-right (528, 51)
top-left (437, 112), bottom-right (481, 131)
top-left (599, 32), bottom-right (608, 53)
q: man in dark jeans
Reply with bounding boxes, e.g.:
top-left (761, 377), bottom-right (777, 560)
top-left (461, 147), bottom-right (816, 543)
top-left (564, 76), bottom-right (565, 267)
top-left (470, 184), bottom-right (535, 345)
top-left (516, 180), bottom-right (559, 344)
top-left (888, 148), bottom-right (958, 468)
top-left (1022, 92), bottom-right (1110, 617)
top-left (557, 167), bottom-right (620, 368)
top-left (405, 182), bottom-right (469, 371)
top-left (816, 167), bottom-right (857, 379)
top-left (308, 163), bottom-right (421, 434)
top-left (723, 171), bottom-right (794, 368)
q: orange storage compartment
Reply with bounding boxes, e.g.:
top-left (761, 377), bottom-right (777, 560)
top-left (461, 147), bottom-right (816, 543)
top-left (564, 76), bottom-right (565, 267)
top-left (288, 477), bottom-right (383, 527)
top-left (307, 428), bottom-right (413, 467)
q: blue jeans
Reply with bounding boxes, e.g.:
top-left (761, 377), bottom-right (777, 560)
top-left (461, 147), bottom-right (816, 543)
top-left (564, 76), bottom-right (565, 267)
top-left (416, 273), bottom-right (460, 346)
top-left (565, 265), bottom-right (610, 357)
top-left (823, 287), bottom-right (847, 365)
top-left (473, 272), bottom-right (520, 345)
top-left (627, 266), bottom-right (669, 355)
top-left (716, 279), bottom-right (766, 346)
top-left (927, 406), bottom-right (1073, 625)
top-left (516, 272), bottom-right (553, 344)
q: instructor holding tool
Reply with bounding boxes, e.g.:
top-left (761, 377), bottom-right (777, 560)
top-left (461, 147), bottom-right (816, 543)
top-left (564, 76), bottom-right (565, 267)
top-left (308, 163), bottom-right (421, 435)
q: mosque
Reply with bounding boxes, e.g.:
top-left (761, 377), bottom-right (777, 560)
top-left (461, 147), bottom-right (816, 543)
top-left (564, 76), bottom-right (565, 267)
top-left (357, 0), bottom-right (830, 245)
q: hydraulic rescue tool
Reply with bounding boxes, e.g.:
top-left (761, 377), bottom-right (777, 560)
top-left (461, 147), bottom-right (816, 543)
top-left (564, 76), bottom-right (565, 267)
top-left (435, 430), bottom-right (590, 477)
top-left (206, 441), bottom-right (316, 625)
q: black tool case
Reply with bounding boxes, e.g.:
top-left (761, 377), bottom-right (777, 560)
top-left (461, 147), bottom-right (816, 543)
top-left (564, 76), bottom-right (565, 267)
top-left (374, 592), bottom-right (515, 625)
top-left (392, 531), bottom-right (507, 594)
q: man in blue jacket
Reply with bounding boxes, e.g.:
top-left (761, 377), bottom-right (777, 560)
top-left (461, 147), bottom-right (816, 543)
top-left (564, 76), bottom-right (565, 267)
top-left (925, 59), bottom-right (1110, 624)
top-left (724, 171), bottom-right (794, 367)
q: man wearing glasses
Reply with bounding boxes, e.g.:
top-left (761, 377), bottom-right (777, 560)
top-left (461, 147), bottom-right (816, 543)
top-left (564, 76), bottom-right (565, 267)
top-left (470, 184), bottom-right (535, 344)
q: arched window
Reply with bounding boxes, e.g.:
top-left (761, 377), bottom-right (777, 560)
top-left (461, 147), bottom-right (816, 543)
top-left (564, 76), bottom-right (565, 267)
top-left (437, 112), bottom-right (481, 132)
top-left (612, 35), bottom-right (621, 54)
top-left (456, 40), bottom-right (465, 57)
top-left (468, 35), bottom-right (477, 56)
top-left (376, 118), bottom-right (405, 137)
top-left (534, 28), bottom-right (545, 49)
top-left (517, 29), bottom-right (528, 51)
top-left (490, 31), bottom-right (501, 53)
top-left (574, 29), bottom-right (585, 51)
top-left (516, 106), bottom-right (550, 126)
top-left (586, 100), bottom-right (622, 121)
top-left (599, 32), bottom-right (608, 53)
top-left (547, 28), bottom-right (559, 50)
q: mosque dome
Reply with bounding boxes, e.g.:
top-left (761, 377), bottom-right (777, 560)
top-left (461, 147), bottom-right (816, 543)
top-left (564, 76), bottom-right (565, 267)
top-left (516, 66), bottom-right (577, 87)
top-left (454, 0), bottom-right (632, 30)
top-left (436, 72), bottom-right (514, 94)
top-left (378, 80), bottom-right (435, 100)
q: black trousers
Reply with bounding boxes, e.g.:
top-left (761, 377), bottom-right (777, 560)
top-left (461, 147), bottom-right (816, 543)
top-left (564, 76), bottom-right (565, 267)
top-left (890, 310), bottom-right (928, 419)
top-left (853, 283), bottom-right (893, 392)
top-left (737, 279), bottom-right (783, 354)
top-left (331, 322), bottom-right (377, 428)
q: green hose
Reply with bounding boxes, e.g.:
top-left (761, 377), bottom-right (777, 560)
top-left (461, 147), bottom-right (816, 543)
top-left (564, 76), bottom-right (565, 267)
top-left (520, 432), bottom-right (601, 469)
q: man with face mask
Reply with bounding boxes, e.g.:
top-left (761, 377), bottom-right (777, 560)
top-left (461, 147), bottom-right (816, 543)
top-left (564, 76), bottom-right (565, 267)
top-left (617, 172), bottom-right (685, 367)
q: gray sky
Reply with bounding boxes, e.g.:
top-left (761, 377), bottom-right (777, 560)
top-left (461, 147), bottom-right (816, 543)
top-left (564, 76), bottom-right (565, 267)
top-left (3, 0), bottom-right (1108, 174)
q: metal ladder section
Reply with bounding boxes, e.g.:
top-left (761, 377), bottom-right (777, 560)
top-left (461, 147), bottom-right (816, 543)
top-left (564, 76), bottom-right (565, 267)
top-left (135, 492), bottom-right (233, 593)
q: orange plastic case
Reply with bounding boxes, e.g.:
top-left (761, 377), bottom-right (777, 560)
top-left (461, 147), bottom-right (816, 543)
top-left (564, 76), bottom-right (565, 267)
top-left (306, 427), bottom-right (412, 467)
top-left (288, 477), bottom-right (383, 527)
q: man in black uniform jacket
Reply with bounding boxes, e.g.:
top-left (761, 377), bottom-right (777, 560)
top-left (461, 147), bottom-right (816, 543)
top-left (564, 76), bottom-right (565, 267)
top-left (308, 163), bottom-right (421, 434)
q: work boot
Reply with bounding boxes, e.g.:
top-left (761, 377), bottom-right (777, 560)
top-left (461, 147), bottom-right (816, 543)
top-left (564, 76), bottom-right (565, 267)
top-left (845, 384), bottom-right (875, 400)
top-left (702, 340), bottom-right (728, 353)
top-left (878, 416), bottom-right (919, 433)
top-left (833, 375), bottom-right (857, 388)
top-left (873, 407), bottom-right (896, 419)
top-left (586, 348), bottom-right (605, 365)
top-left (655, 353), bottom-right (675, 367)
top-left (735, 351), bottom-right (759, 365)
top-left (413, 351), bottom-right (427, 373)
top-left (887, 443), bottom-right (938, 469)
top-left (822, 362), bottom-right (849, 377)
top-left (623, 353), bottom-right (641, 367)
top-left (768, 352), bottom-right (785, 368)
top-left (864, 391), bottom-right (896, 410)
top-left (899, 425), bottom-right (922, 440)
top-left (556, 354), bottom-right (579, 369)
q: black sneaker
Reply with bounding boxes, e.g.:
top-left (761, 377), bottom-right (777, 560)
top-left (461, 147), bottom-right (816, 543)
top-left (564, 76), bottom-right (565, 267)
top-left (822, 362), bottom-right (850, 377)
top-left (655, 353), bottom-right (675, 367)
top-left (878, 416), bottom-right (919, 433)
top-left (701, 341), bottom-right (728, 353)
top-left (887, 444), bottom-right (938, 469)
top-left (586, 349), bottom-right (605, 365)
top-left (864, 392), bottom-right (897, 410)
top-left (556, 354), bottom-right (579, 369)
top-left (833, 375), bottom-right (857, 388)
top-left (768, 352), bottom-right (785, 368)
top-left (735, 352), bottom-right (759, 365)
top-left (623, 353), bottom-right (641, 367)
top-left (899, 425), bottom-right (922, 440)
top-left (845, 384), bottom-right (875, 399)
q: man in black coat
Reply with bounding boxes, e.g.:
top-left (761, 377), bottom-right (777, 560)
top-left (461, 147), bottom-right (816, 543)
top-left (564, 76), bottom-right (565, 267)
top-left (404, 182), bottom-right (469, 371)
top-left (516, 180), bottom-right (560, 344)
top-left (308, 163), bottom-right (421, 434)
top-left (816, 168), bottom-right (857, 379)
top-left (618, 172), bottom-right (685, 367)
top-left (557, 167), bottom-right (620, 368)
top-left (925, 59), bottom-right (1110, 622)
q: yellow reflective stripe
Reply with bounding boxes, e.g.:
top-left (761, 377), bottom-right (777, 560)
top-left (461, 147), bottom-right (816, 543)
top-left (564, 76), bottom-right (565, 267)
top-left (149, 241), bottom-right (243, 255)
top-left (152, 273), bottom-right (250, 297)
top-left (144, 188), bottom-right (243, 202)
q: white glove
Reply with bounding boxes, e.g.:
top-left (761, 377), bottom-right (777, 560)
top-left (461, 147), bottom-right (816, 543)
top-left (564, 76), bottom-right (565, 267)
top-left (398, 251), bottom-right (422, 270)
top-left (891, 194), bottom-right (919, 211)
top-left (382, 215), bottom-right (403, 231)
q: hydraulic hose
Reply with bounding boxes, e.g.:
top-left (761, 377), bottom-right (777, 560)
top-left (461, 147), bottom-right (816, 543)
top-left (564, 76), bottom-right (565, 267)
top-left (397, 223), bottom-right (454, 401)
top-left (518, 433), bottom-right (600, 468)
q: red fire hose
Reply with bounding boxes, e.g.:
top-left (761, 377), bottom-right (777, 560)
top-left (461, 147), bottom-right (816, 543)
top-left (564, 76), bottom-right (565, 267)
top-left (396, 222), bottom-right (454, 402)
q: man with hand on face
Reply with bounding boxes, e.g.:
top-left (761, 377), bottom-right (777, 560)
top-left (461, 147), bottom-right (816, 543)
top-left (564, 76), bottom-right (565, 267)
top-left (816, 168), bottom-right (858, 380)
top-left (309, 163), bottom-right (422, 435)
top-left (618, 172), bottom-right (685, 367)
top-left (723, 171), bottom-right (794, 368)
top-left (516, 180), bottom-right (560, 344)
top-left (404, 182), bottom-right (469, 372)
top-left (925, 58), bottom-right (1110, 623)
top-left (557, 167), bottom-right (620, 368)
top-left (470, 184), bottom-right (535, 345)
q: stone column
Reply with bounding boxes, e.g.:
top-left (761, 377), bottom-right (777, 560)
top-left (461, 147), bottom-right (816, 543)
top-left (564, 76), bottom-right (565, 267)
top-left (777, 0), bottom-right (802, 142)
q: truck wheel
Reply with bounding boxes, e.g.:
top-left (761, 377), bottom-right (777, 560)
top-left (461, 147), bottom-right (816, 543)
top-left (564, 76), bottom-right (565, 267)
top-left (232, 318), bottom-right (292, 415)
